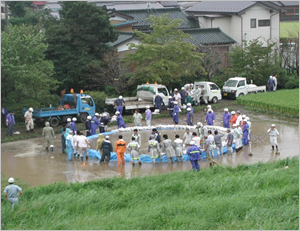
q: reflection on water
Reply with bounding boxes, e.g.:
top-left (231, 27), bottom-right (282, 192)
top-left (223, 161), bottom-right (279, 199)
top-left (1, 119), bottom-right (299, 187)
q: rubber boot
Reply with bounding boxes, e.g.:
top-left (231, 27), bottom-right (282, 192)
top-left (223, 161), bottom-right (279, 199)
top-left (81, 156), bottom-right (83, 161)
top-left (31, 129), bottom-right (34, 132)
top-left (46, 147), bottom-right (48, 151)
top-left (138, 160), bottom-right (142, 165)
top-left (170, 158), bottom-right (173, 163)
top-left (132, 162), bottom-right (135, 166)
top-left (26, 130), bottom-right (30, 133)
top-left (86, 156), bottom-right (89, 160)
top-left (271, 145), bottom-right (274, 151)
top-left (51, 147), bottom-right (53, 152)
top-left (276, 145), bottom-right (278, 151)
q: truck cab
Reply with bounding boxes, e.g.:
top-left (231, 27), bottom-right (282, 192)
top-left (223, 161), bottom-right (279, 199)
top-left (137, 84), bottom-right (170, 106)
top-left (193, 81), bottom-right (222, 104)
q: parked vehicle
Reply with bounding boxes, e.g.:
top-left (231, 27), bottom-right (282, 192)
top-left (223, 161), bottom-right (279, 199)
top-left (222, 77), bottom-right (266, 99)
top-left (23, 91), bottom-right (96, 127)
top-left (191, 81), bottom-right (222, 105)
top-left (105, 83), bottom-right (170, 113)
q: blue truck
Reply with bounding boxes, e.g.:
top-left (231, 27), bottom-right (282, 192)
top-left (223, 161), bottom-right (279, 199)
top-left (23, 92), bottom-right (96, 127)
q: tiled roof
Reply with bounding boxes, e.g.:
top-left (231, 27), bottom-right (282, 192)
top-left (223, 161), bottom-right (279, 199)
top-left (118, 7), bottom-right (200, 29)
top-left (271, 1), bottom-right (299, 6)
top-left (159, 1), bottom-right (180, 7)
top-left (183, 28), bottom-right (236, 45)
top-left (94, 1), bottom-right (164, 10)
top-left (113, 20), bottom-right (138, 27)
top-left (108, 32), bottom-right (135, 47)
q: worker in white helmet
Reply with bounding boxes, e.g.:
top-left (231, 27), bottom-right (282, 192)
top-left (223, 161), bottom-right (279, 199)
top-left (4, 177), bottom-right (23, 209)
top-left (24, 107), bottom-right (34, 132)
top-left (42, 122), bottom-right (56, 151)
top-left (66, 118), bottom-right (72, 130)
top-left (229, 111), bottom-right (237, 128)
top-left (267, 124), bottom-right (279, 152)
top-left (114, 96), bottom-right (125, 115)
top-left (91, 113), bottom-right (101, 135)
top-left (85, 116), bottom-right (92, 137)
top-left (71, 117), bottom-right (77, 134)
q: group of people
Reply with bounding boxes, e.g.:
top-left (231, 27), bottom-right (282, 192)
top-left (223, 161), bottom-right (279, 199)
top-left (267, 75), bottom-right (278, 92)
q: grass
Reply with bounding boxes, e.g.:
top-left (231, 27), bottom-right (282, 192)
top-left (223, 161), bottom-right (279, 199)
top-left (237, 89), bottom-right (299, 117)
top-left (280, 21), bottom-right (299, 38)
top-left (1, 157), bottom-right (298, 230)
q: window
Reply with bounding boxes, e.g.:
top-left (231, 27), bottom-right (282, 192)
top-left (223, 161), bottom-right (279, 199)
top-left (158, 87), bottom-right (168, 96)
top-left (209, 84), bottom-right (219, 90)
top-left (250, 18), bottom-right (256, 28)
top-left (81, 97), bottom-right (93, 107)
top-left (258, 19), bottom-right (270, 27)
top-left (237, 80), bottom-right (246, 87)
top-left (1, 7), bottom-right (4, 13)
top-left (296, 9), bottom-right (299, 13)
top-left (287, 9), bottom-right (294, 13)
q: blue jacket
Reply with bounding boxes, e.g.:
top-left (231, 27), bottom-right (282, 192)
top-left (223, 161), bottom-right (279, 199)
top-left (223, 112), bottom-right (231, 128)
top-left (206, 112), bottom-right (215, 125)
top-left (186, 145), bottom-right (202, 161)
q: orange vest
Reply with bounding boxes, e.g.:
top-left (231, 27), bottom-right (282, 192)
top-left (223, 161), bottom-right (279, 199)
top-left (229, 115), bottom-right (237, 125)
top-left (115, 139), bottom-right (126, 153)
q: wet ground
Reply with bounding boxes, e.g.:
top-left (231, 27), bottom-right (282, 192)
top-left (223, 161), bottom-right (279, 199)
top-left (1, 100), bottom-right (299, 187)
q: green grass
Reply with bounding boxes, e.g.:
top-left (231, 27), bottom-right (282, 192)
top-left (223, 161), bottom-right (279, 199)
top-left (1, 157), bottom-right (299, 230)
top-left (280, 21), bottom-right (299, 38)
top-left (237, 89), bottom-right (299, 117)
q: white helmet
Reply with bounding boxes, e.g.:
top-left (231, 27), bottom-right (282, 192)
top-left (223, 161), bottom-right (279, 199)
top-left (116, 111), bottom-right (120, 114)
top-left (29, 107), bottom-right (33, 112)
top-left (99, 114), bottom-right (103, 117)
top-left (208, 109), bottom-right (212, 112)
top-left (173, 101), bottom-right (178, 104)
top-left (231, 111), bottom-right (236, 114)
top-left (197, 122), bottom-right (202, 126)
top-left (243, 119), bottom-right (248, 122)
top-left (246, 117), bottom-right (250, 121)
top-left (187, 103), bottom-right (191, 106)
top-left (181, 87), bottom-right (185, 90)
top-left (190, 141), bottom-right (195, 145)
top-left (224, 108), bottom-right (228, 111)
top-left (87, 116), bottom-right (92, 120)
top-left (242, 114), bottom-right (246, 118)
top-left (271, 124), bottom-right (276, 127)
top-left (95, 113), bottom-right (100, 116)
top-left (191, 83), bottom-right (194, 86)
top-left (119, 96), bottom-right (123, 99)
top-left (187, 107), bottom-right (191, 111)
top-left (67, 118), bottom-right (71, 122)
top-left (207, 105), bottom-right (211, 108)
top-left (105, 135), bottom-right (110, 139)
top-left (8, 177), bottom-right (14, 183)
top-left (232, 124), bottom-right (237, 127)
top-left (168, 96), bottom-right (173, 99)
top-left (146, 105), bottom-right (150, 109)
top-left (72, 117), bottom-right (77, 121)
top-left (174, 88), bottom-right (178, 91)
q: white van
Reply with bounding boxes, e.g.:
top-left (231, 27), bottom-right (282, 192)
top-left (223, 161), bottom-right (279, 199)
top-left (193, 81), bottom-right (222, 104)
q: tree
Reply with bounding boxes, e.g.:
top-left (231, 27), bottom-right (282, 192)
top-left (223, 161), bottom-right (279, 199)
top-left (6, 1), bottom-right (31, 18)
top-left (200, 48), bottom-right (222, 81)
top-left (124, 14), bottom-right (206, 85)
top-left (44, 1), bottom-right (118, 91)
top-left (1, 24), bottom-right (59, 111)
top-left (226, 38), bottom-right (285, 86)
top-left (87, 51), bottom-right (134, 95)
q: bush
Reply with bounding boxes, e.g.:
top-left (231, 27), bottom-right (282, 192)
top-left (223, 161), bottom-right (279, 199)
top-left (285, 73), bottom-right (299, 89)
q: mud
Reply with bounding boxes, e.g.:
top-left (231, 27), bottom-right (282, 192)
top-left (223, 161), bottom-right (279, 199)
top-left (1, 100), bottom-right (299, 187)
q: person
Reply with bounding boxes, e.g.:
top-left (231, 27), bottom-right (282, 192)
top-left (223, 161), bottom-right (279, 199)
top-left (205, 109), bottom-right (215, 125)
top-left (145, 105), bottom-right (152, 127)
top-left (246, 116), bottom-right (252, 139)
top-left (180, 87), bottom-right (187, 107)
top-left (229, 111), bottom-right (237, 128)
top-left (115, 135), bottom-right (126, 166)
top-left (24, 107), bottom-right (34, 132)
top-left (184, 83), bottom-right (193, 93)
top-left (60, 126), bottom-right (66, 153)
top-left (4, 177), bottom-right (22, 209)
top-left (116, 111), bottom-right (126, 128)
top-left (267, 76), bottom-right (275, 92)
top-left (186, 103), bottom-right (193, 125)
top-left (242, 119), bottom-right (249, 146)
top-left (183, 128), bottom-right (193, 147)
top-left (200, 85), bottom-right (208, 105)
top-left (196, 122), bottom-right (205, 148)
top-left (214, 130), bottom-right (225, 156)
top-left (172, 101), bottom-right (179, 125)
top-left (101, 109), bottom-right (111, 131)
top-left (207, 130), bottom-right (214, 146)
top-left (191, 85), bottom-right (201, 105)
top-left (173, 88), bottom-right (182, 109)
top-left (100, 136), bottom-right (113, 164)
top-left (186, 141), bottom-right (201, 171)
top-left (204, 135), bottom-right (214, 166)
top-left (148, 134), bottom-right (161, 163)
top-left (102, 108), bottom-right (110, 120)
top-left (42, 122), bottom-right (56, 151)
top-left (185, 92), bottom-right (193, 106)
top-left (267, 124), bottom-right (279, 152)
top-left (65, 129), bottom-right (74, 161)
top-left (191, 132), bottom-right (201, 148)
top-left (99, 122), bottom-right (105, 133)
top-left (161, 134), bottom-right (176, 163)
top-left (91, 113), bottom-right (101, 135)
top-left (167, 96), bottom-right (174, 117)
top-left (127, 137), bottom-right (141, 165)
top-left (226, 128), bottom-right (234, 154)
top-left (96, 134), bottom-right (105, 154)
top-left (133, 109), bottom-right (143, 126)
top-left (66, 118), bottom-right (72, 130)
top-left (223, 108), bottom-right (231, 128)
top-left (241, 114), bottom-right (247, 129)
top-left (6, 111), bottom-right (15, 136)
top-left (132, 129), bottom-right (141, 146)
top-left (114, 96), bottom-right (125, 115)
top-left (72, 131), bottom-right (79, 156)
top-left (150, 128), bottom-right (161, 143)
top-left (172, 134), bottom-right (183, 162)
top-left (85, 115), bottom-right (92, 137)
top-left (273, 74), bottom-right (278, 91)
top-left (154, 94), bottom-right (163, 112)
top-left (236, 123), bottom-right (243, 151)
top-left (71, 117), bottom-right (77, 134)
top-left (77, 131), bottom-right (89, 161)
top-left (236, 111), bottom-right (243, 127)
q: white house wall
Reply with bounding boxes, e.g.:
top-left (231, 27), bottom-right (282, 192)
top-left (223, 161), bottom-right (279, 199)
top-left (117, 38), bottom-right (140, 52)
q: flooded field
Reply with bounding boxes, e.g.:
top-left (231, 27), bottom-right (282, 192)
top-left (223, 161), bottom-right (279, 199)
top-left (1, 111), bottom-right (298, 187)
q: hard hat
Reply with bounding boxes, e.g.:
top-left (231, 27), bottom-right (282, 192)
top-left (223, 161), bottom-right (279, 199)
top-left (99, 114), bottom-right (103, 117)
top-left (208, 109), bottom-right (212, 112)
top-left (227, 128), bottom-right (231, 131)
top-left (190, 141), bottom-right (195, 145)
top-left (146, 105), bottom-right (150, 108)
top-left (69, 130), bottom-right (73, 134)
top-left (72, 117), bottom-right (77, 121)
top-left (191, 83), bottom-right (194, 86)
top-left (168, 96), bottom-right (173, 99)
top-left (181, 87), bottom-right (185, 90)
top-left (115, 111), bottom-right (120, 114)
top-left (67, 118), bottom-right (71, 122)
top-left (243, 119), bottom-right (248, 122)
top-left (187, 103), bottom-right (191, 106)
top-left (207, 105), bottom-right (211, 108)
top-left (231, 111), bottom-right (235, 114)
top-left (242, 114), bottom-right (246, 118)
top-left (232, 124), bottom-right (237, 127)
top-left (246, 117), bottom-right (250, 120)
top-left (173, 101), bottom-right (178, 104)
top-left (271, 124), bottom-right (276, 127)
top-left (29, 107), bottom-right (33, 112)
top-left (87, 116), bottom-right (92, 120)
top-left (197, 122), bottom-right (202, 126)
top-left (95, 113), bottom-right (100, 116)
top-left (236, 111), bottom-right (241, 114)
top-left (224, 108), bottom-right (228, 111)
top-left (8, 177), bottom-right (14, 183)
top-left (105, 136), bottom-right (109, 139)
top-left (174, 88), bottom-right (178, 91)
top-left (187, 107), bottom-right (191, 111)
top-left (270, 76), bottom-right (273, 79)
top-left (119, 96), bottom-right (123, 99)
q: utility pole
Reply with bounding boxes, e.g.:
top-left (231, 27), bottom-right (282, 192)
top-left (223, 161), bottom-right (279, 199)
top-left (5, 1), bottom-right (9, 32)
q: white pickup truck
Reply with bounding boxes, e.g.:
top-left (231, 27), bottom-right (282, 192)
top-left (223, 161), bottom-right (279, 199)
top-left (222, 77), bottom-right (266, 99)
top-left (191, 81), bottom-right (222, 105)
top-left (105, 83), bottom-right (170, 113)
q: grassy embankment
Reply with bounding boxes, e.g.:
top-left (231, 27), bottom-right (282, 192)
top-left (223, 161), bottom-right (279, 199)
top-left (237, 89), bottom-right (299, 118)
top-left (1, 157), bottom-right (299, 230)
top-left (280, 21), bottom-right (299, 38)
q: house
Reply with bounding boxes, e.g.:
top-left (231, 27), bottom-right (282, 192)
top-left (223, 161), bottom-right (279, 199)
top-left (186, 1), bottom-right (287, 46)
top-left (272, 1), bottom-right (299, 21)
top-left (32, 1), bottom-right (46, 12)
top-left (1, 2), bottom-right (10, 20)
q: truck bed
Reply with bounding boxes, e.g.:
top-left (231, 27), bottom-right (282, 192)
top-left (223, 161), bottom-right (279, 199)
top-left (25, 107), bottom-right (78, 118)
top-left (105, 97), bottom-right (153, 111)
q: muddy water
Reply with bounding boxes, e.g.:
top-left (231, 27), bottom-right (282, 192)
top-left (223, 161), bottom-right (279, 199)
top-left (1, 117), bottom-right (299, 187)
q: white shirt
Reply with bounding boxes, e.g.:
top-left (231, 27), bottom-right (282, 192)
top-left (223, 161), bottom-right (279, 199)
top-left (207, 134), bottom-right (214, 144)
top-left (192, 136), bottom-right (201, 147)
top-left (77, 135), bottom-right (88, 147)
top-left (183, 132), bottom-right (193, 144)
top-left (173, 92), bottom-right (181, 101)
